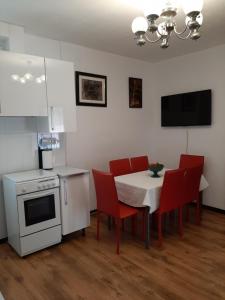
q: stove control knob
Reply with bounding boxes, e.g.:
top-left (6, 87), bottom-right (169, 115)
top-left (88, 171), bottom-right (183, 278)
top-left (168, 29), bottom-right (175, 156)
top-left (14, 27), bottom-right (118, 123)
top-left (22, 188), bottom-right (26, 193)
top-left (38, 186), bottom-right (41, 190)
top-left (42, 185), bottom-right (46, 189)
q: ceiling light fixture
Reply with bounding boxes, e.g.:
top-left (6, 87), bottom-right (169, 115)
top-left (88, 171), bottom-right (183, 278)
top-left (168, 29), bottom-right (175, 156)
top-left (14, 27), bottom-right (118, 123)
top-left (131, 0), bottom-right (203, 49)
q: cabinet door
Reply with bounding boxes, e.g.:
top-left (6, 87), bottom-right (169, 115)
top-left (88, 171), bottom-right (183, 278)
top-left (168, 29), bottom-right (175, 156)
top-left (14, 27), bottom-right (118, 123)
top-left (60, 174), bottom-right (90, 235)
top-left (45, 58), bottom-right (77, 132)
top-left (0, 51), bottom-right (47, 116)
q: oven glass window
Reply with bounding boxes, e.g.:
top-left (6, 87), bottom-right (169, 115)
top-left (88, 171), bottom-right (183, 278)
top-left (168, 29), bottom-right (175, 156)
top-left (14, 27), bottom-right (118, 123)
top-left (24, 194), bottom-right (56, 226)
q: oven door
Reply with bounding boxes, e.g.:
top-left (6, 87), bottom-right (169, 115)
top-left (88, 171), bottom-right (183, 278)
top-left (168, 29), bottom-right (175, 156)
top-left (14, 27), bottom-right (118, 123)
top-left (17, 188), bottom-right (61, 237)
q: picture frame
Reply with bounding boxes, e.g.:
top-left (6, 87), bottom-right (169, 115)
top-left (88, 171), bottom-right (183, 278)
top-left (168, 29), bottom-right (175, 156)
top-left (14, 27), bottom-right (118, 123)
top-left (75, 71), bottom-right (107, 107)
top-left (129, 77), bottom-right (142, 108)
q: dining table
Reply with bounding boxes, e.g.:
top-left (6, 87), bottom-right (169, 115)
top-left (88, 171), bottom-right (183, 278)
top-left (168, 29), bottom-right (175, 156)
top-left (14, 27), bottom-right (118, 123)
top-left (115, 168), bottom-right (209, 249)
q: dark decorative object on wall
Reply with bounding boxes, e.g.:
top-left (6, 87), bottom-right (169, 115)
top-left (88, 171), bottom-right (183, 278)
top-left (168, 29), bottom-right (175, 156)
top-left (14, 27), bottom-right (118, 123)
top-left (129, 77), bottom-right (142, 108)
top-left (75, 71), bottom-right (107, 107)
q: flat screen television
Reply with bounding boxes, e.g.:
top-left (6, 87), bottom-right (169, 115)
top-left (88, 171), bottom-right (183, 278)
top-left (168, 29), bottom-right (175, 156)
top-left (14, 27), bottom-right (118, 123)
top-left (161, 89), bottom-right (212, 127)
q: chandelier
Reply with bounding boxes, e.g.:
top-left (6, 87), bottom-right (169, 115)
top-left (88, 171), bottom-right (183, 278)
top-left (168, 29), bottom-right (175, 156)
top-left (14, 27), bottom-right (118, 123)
top-left (131, 0), bottom-right (204, 49)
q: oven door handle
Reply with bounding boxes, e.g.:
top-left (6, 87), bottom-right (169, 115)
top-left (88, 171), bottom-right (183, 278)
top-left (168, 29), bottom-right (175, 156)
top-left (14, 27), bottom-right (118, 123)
top-left (21, 191), bottom-right (56, 201)
top-left (64, 180), bottom-right (68, 206)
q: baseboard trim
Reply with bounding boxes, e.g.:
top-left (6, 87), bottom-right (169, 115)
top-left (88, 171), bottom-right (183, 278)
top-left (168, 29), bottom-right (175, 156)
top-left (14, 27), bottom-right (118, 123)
top-left (202, 205), bottom-right (225, 214)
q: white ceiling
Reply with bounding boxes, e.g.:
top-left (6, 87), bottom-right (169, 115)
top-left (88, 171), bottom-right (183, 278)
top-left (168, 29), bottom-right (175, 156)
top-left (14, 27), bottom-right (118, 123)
top-left (0, 0), bottom-right (224, 62)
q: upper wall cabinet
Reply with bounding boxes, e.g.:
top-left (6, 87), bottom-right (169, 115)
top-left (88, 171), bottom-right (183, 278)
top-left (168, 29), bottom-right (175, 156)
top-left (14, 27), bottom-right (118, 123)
top-left (0, 50), bottom-right (47, 116)
top-left (37, 58), bottom-right (77, 132)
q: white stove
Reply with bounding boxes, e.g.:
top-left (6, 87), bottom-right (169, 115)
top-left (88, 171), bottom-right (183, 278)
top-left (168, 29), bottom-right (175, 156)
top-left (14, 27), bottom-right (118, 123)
top-left (3, 169), bottom-right (62, 257)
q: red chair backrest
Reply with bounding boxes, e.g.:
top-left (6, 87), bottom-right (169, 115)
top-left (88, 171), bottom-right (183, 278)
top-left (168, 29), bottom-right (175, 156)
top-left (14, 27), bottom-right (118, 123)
top-left (109, 158), bottom-right (132, 176)
top-left (159, 169), bottom-right (186, 214)
top-left (130, 156), bottom-right (149, 172)
top-left (92, 169), bottom-right (119, 217)
top-left (179, 154), bottom-right (204, 173)
top-left (183, 166), bottom-right (202, 205)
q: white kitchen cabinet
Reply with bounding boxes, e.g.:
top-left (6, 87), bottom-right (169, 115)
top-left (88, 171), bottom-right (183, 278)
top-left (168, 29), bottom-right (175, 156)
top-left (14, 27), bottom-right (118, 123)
top-left (37, 58), bottom-right (77, 133)
top-left (0, 50), bottom-right (47, 116)
top-left (55, 167), bottom-right (90, 235)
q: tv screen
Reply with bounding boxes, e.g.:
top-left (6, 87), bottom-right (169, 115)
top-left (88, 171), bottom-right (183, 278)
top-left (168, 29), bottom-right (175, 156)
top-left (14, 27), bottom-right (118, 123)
top-left (161, 89), bottom-right (212, 127)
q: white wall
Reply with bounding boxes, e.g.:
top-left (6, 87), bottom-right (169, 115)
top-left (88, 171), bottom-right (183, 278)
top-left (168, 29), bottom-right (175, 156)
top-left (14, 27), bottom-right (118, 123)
top-left (0, 118), bottom-right (38, 238)
top-left (24, 34), bottom-right (153, 210)
top-left (149, 44), bottom-right (225, 210)
top-left (24, 34), bottom-right (225, 211)
top-left (0, 118), bottom-right (65, 239)
top-left (1, 30), bottom-right (224, 239)
top-left (0, 33), bottom-right (153, 238)
top-left (62, 42), bottom-right (153, 210)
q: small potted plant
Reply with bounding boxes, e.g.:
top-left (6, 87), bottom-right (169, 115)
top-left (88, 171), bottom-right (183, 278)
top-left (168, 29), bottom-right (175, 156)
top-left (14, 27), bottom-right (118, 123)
top-left (149, 162), bottom-right (164, 178)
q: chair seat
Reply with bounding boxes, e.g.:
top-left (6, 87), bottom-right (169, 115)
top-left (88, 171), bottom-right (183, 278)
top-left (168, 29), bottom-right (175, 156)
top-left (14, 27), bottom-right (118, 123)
top-left (119, 202), bottom-right (138, 218)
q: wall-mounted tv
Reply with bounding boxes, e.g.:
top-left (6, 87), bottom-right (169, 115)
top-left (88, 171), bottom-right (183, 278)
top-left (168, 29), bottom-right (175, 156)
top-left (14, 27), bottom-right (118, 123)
top-left (161, 89), bottom-right (212, 127)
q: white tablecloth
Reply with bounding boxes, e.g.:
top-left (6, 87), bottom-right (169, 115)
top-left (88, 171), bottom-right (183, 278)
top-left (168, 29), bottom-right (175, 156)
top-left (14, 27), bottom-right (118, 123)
top-left (115, 169), bottom-right (209, 213)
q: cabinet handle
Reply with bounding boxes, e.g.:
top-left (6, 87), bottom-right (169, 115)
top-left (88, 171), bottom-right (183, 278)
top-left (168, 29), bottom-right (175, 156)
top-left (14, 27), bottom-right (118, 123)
top-left (50, 106), bottom-right (54, 131)
top-left (64, 179), bottom-right (68, 206)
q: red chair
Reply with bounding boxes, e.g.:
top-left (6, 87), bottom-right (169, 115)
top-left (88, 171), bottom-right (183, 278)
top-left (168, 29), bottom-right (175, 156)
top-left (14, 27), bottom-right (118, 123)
top-left (155, 169), bottom-right (186, 246)
top-left (130, 155), bottom-right (149, 172)
top-left (92, 169), bottom-right (138, 254)
top-left (109, 158), bottom-right (146, 239)
top-left (109, 158), bottom-right (132, 176)
top-left (183, 166), bottom-right (202, 225)
top-left (179, 154), bottom-right (204, 172)
top-left (179, 154), bottom-right (204, 223)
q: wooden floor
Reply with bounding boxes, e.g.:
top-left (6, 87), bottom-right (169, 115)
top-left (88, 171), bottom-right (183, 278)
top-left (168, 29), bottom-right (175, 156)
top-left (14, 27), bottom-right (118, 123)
top-left (0, 209), bottom-right (225, 300)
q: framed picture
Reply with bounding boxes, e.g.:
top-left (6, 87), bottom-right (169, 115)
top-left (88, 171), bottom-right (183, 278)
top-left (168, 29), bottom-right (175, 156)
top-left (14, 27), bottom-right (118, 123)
top-left (129, 77), bottom-right (142, 108)
top-left (75, 71), bottom-right (107, 107)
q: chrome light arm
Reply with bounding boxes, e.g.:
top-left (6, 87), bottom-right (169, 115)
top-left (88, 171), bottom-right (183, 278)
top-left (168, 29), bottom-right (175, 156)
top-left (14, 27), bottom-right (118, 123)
top-left (173, 29), bottom-right (192, 40)
top-left (145, 32), bottom-right (162, 43)
top-left (173, 24), bottom-right (188, 36)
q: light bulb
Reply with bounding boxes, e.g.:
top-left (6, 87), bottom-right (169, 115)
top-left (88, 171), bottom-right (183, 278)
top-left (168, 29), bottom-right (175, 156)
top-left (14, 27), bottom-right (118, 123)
top-left (143, 0), bottom-right (164, 17)
top-left (36, 77), bottom-right (42, 84)
top-left (131, 17), bottom-right (148, 34)
top-left (24, 73), bottom-right (33, 80)
top-left (186, 13), bottom-right (203, 26)
top-left (11, 74), bottom-right (19, 81)
top-left (157, 22), bottom-right (169, 38)
top-left (182, 0), bottom-right (203, 15)
top-left (20, 77), bottom-right (26, 84)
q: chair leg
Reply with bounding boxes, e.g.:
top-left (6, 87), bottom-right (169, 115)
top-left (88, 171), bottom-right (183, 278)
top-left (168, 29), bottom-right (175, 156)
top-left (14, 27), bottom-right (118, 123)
top-left (131, 215), bottom-right (136, 237)
top-left (141, 210), bottom-right (146, 241)
top-left (196, 199), bottom-right (201, 225)
top-left (186, 205), bottom-right (190, 223)
top-left (158, 214), bottom-right (162, 247)
top-left (122, 219), bottom-right (125, 232)
top-left (178, 208), bottom-right (183, 238)
top-left (116, 218), bottom-right (121, 255)
top-left (199, 191), bottom-right (203, 222)
top-left (107, 216), bottom-right (112, 230)
top-left (169, 211), bottom-right (175, 232)
top-left (97, 212), bottom-right (100, 240)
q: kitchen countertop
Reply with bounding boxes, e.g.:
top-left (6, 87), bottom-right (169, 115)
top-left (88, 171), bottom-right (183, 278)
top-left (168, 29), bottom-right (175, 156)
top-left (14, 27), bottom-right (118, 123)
top-left (52, 166), bottom-right (89, 178)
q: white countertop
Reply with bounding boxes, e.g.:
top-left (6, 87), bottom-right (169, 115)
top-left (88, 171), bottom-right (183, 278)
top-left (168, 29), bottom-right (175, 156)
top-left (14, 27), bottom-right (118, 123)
top-left (52, 166), bottom-right (89, 177)
top-left (4, 169), bottom-right (57, 183)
